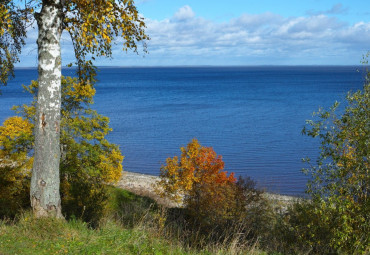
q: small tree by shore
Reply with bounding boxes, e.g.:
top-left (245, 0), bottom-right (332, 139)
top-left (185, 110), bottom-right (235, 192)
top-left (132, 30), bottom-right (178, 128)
top-left (156, 139), bottom-right (271, 243)
top-left (299, 75), bottom-right (369, 253)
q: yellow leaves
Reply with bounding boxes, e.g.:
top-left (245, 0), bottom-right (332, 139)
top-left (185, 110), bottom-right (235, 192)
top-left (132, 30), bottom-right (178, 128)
top-left (101, 32), bottom-right (111, 43)
top-left (67, 81), bottom-right (96, 102)
top-left (0, 117), bottom-right (32, 210)
top-left (98, 149), bottom-right (123, 183)
top-left (64, 0), bottom-right (148, 64)
top-left (0, 4), bottom-right (11, 36)
top-left (0, 116), bottom-right (33, 145)
top-left (337, 145), bottom-right (356, 168)
top-left (0, 116), bottom-right (33, 171)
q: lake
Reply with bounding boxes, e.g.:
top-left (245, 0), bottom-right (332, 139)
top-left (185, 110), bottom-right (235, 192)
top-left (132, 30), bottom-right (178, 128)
top-left (0, 66), bottom-right (366, 195)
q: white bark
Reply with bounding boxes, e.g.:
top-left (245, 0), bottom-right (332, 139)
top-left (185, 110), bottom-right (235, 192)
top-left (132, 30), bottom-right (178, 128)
top-left (31, 1), bottom-right (63, 218)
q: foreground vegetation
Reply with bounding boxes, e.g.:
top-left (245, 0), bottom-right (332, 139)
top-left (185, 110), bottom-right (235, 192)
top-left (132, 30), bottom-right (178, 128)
top-left (0, 187), bottom-right (266, 255)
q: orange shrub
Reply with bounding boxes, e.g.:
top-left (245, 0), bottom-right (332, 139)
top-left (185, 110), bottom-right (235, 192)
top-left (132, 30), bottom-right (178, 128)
top-left (157, 139), bottom-right (237, 223)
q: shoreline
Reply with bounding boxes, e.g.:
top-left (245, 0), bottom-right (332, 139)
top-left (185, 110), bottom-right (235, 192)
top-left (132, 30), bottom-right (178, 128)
top-left (115, 171), bottom-right (181, 207)
top-left (115, 171), bottom-right (299, 208)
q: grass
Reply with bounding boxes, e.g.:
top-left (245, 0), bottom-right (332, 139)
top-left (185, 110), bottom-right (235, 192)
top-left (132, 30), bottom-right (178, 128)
top-left (0, 215), bottom-right (189, 254)
top-left (0, 187), bottom-right (267, 255)
top-left (0, 187), bottom-right (190, 255)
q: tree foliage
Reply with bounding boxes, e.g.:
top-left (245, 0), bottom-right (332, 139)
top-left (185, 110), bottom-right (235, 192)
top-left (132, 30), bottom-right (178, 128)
top-left (0, 0), bottom-right (30, 88)
top-left (157, 139), bottom-right (235, 199)
top-left (302, 76), bottom-right (370, 253)
top-left (0, 0), bottom-right (148, 86)
top-left (0, 76), bottom-right (124, 223)
top-left (64, 0), bottom-right (148, 81)
top-left (0, 116), bottom-right (33, 217)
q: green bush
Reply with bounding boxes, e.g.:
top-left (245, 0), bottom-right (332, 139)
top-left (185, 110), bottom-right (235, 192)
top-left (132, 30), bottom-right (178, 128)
top-left (272, 200), bottom-right (335, 254)
top-left (0, 164), bottom-right (30, 218)
top-left (301, 76), bottom-right (370, 253)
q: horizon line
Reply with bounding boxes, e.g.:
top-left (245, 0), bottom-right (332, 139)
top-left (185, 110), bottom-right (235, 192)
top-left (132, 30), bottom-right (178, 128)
top-left (14, 64), bottom-right (367, 69)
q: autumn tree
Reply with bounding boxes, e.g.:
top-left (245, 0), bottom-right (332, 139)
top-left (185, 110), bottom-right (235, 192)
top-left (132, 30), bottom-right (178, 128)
top-left (157, 139), bottom-right (236, 224)
top-left (157, 139), bottom-right (238, 221)
top-left (0, 0), bottom-right (148, 217)
top-left (157, 139), bottom-right (269, 243)
top-left (157, 139), bottom-right (235, 199)
top-left (0, 76), bottom-right (123, 223)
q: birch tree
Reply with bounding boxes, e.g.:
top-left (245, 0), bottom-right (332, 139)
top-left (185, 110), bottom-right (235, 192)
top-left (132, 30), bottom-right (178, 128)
top-left (0, 0), bottom-right (148, 218)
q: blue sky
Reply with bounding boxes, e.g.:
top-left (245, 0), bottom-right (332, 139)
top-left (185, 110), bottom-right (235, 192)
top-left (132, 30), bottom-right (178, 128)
top-left (137, 0), bottom-right (369, 24)
top-left (17, 0), bottom-right (370, 66)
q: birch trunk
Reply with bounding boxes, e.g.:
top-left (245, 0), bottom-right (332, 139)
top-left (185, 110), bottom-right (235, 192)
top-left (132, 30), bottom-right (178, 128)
top-left (31, 1), bottom-right (63, 218)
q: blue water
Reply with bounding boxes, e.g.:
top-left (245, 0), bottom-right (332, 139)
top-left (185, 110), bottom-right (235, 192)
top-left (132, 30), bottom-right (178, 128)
top-left (0, 66), bottom-right (365, 195)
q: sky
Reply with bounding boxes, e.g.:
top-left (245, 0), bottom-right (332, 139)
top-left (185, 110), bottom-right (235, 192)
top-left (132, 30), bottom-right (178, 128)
top-left (16, 0), bottom-right (370, 67)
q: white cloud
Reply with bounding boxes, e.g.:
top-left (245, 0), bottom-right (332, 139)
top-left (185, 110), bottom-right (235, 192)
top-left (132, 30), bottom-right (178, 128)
top-left (16, 5), bottom-right (370, 66)
top-left (140, 5), bottom-right (369, 65)
top-left (172, 5), bottom-right (195, 21)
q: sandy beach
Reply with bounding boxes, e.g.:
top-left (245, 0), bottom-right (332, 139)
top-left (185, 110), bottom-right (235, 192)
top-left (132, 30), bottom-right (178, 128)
top-left (115, 171), bottom-right (181, 207)
top-left (115, 171), bottom-right (298, 209)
